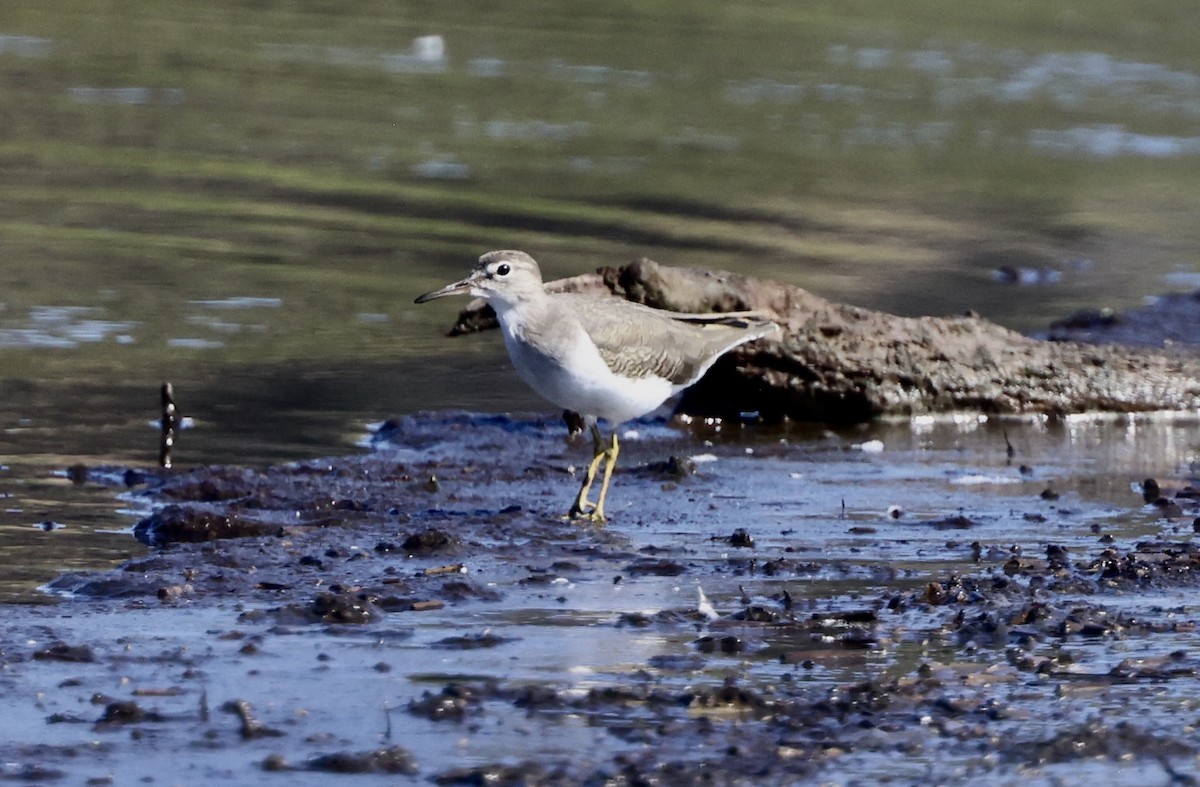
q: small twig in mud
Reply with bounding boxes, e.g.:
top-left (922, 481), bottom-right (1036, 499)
top-left (423, 564), bottom-right (466, 576)
top-left (223, 699), bottom-right (285, 739)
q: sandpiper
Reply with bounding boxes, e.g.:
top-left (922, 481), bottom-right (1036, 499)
top-left (416, 250), bottom-right (779, 522)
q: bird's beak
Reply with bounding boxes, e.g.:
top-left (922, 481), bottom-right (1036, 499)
top-left (414, 273), bottom-right (476, 304)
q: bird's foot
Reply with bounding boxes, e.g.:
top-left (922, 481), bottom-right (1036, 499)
top-left (565, 504), bottom-right (605, 524)
top-left (568, 481), bottom-right (600, 519)
top-left (567, 494), bottom-right (594, 516)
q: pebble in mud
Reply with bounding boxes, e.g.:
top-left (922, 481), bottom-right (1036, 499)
top-left (241, 592), bottom-right (381, 625)
top-left (302, 745), bottom-right (418, 775)
top-left (624, 558), bottom-right (686, 576)
top-left (431, 632), bottom-right (519, 650)
top-left (95, 701), bottom-right (162, 728)
top-left (308, 591), bottom-right (379, 624)
top-left (401, 528), bottom-right (456, 554)
top-left (438, 579), bottom-right (503, 602)
top-left (433, 763), bottom-right (553, 786)
top-left (408, 684), bottom-right (484, 721)
top-left (918, 514), bottom-right (977, 530)
top-left (726, 528), bottom-right (755, 548)
top-left (1152, 497), bottom-right (1185, 517)
top-left (133, 503), bottom-right (280, 545)
top-left (33, 642), bottom-right (95, 663)
top-left (695, 634), bottom-right (744, 654)
top-left (156, 583), bottom-right (193, 603)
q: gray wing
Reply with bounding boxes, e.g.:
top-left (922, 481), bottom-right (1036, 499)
top-left (566, 295), bottom-right (775, 386)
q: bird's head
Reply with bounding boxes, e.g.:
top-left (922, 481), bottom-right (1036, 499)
top-left (415, 250), bottom-right (545, 308)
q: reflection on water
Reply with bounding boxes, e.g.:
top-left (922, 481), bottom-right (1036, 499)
top-left (68, 86), bottom-right (185, 106)
top-left (0, 33), bottom-right (50, 57)
top-left (0, 306), bottom-right (136, 349)
top-left (259, 35), bottom-right (448, 75)
top-left (189, 297), bottom-right (283, 310)
top-left (256, 34), bottom-right (1200, 160)
top-left (0, 464), bottom-right (149, 604)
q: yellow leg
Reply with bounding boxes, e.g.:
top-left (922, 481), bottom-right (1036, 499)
top-left (589, 432), bottom-right (620, 524)
top-left (568, 424), bottom-right (607, 518)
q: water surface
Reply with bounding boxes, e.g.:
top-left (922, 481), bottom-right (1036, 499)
top-left (2, 1), bottom-right (1199, 601)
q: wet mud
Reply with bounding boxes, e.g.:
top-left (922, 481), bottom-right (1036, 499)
top-left (4, 412), bottom-right (1200, 783)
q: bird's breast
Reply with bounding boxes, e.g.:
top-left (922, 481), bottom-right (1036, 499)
top-left (497, 315), bottom-right (673, 423)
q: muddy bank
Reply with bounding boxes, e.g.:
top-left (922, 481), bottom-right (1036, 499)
top-left (447, 259), bottom-right (1200, 423)
top-left (7, 415), bottom-right (1200, 783)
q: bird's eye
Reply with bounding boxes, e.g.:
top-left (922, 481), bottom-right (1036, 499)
top-left (495, 263), bottom-right (511, 276)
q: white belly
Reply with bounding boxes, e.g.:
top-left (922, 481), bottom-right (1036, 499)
top-left (501, 321), bottom-right (675, 424)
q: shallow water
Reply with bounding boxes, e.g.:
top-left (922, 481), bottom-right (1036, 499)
top-left (3, 0), bottom-right (1200, 599)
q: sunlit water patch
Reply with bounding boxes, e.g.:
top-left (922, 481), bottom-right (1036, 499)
top-left (257, 35), bottom-right (447, 74)
top-left (725, 42), bottom-right (1200, 158)
top-left (0, 34), bottom-right (51, 58)
top-left (0, 306), bottom-right (137, 350)
top-left (68, 86), bottom-right (185, 106)
top-left (189, 297), bottom-right (283, 309)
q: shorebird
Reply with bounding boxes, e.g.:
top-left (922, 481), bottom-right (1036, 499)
top-left (415, 250), bottom-right (779, 522)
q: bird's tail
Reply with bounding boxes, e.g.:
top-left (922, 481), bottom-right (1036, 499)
top-left (673, 310), bottom-right (781, 341)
